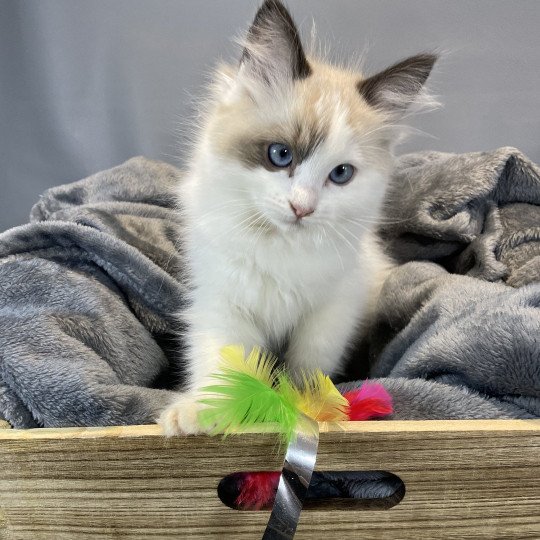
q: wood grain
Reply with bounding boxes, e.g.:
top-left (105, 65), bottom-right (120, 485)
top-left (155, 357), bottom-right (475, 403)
top-left (0, 420), bottom-right (539, 539)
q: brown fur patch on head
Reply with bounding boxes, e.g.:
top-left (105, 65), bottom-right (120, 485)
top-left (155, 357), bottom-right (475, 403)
top-left (209, 58), bottom-right (389, 173)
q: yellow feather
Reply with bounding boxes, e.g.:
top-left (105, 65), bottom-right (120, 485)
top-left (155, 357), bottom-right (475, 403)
top-left (219, 345), bottom-right (277, 386)
top-left (297, 371), bottom-right (348, 421)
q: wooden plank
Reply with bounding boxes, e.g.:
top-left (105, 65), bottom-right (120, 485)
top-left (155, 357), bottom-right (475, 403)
top-left (1, 419), bottom-right (539, 440)
top-left (0, 420), bottom-right (539, 539)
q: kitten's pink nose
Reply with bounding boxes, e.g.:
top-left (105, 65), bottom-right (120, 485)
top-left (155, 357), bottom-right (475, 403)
top-left (289, 201), bottom-right (314, 219)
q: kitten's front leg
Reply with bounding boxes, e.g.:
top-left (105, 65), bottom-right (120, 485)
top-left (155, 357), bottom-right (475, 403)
top-left (158, 341), bottom-right (220, 436)
top-left (159, 313), bottom-right (264, 436)
top-left (158, 333), bottom-right (230, 436)
top-left (286, 287), bottom-right (365, 379)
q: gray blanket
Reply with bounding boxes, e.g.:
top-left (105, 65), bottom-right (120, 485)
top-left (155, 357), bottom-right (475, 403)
top-left (1, 148), bottom-right (539, 431)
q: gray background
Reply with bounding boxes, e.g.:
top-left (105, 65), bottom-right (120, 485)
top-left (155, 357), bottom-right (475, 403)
top-left (1, 0), bottom-right (539, 231)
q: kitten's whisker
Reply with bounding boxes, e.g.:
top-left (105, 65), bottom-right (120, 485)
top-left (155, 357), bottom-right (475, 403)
top-left (326, 222), bottom-right (360, 256)
top-left (324, 227), bottom-right (345, 271)
top-left (358, 144), bottom-right (392, 152)
top-left (343, 215), bottom-right (410, 226)
top-left (340, 218), bottom-right (373, 236)
top-left (196, 201), bottom-right (252, 222)
top-left (196, 207), bottom-right (255, 241)
top-left (193, 211), bottom-right (252, 233)
top-left (241, 213), bottom-right (266, 240)
top-left (342, 217), bottom-right (379, 226)
top-left (198, 197), bottom-right (251, 210)
top-left (359, 123), bottom-right (407, 140)
top-left (223, 185), bottom-right (250, 191)
top-left (220, 210), bottom-right (264, 239)
top-left (338, 225), bottom-right (364, 249)
top-left (251, 215), bottom-right (272, 245)
top-left (337, 221), bottom-right (365, 243)
top-left (221, 187), bottom-right (252, 195)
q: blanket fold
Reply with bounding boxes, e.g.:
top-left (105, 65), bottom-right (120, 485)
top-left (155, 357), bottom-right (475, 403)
top-left (381, 147), bottom-right (540, 284)
top-left (0, 157), bottom-right (186, 427)
top-left (0, 149), bottom-right (539, 430)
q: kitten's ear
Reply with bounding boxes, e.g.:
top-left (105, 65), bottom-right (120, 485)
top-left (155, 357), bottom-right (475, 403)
top-left (240, 0), bottom-right (311, 84)
top-left (358, 54), bottom-right (437, 115)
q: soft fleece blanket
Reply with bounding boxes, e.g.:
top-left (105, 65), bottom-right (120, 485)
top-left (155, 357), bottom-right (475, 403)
top-left (1, 148), bottom-right (539, 431)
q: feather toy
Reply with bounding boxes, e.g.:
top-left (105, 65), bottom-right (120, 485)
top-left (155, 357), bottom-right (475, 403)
top-left (198, 346), bottom-right (393, 440)
top-left (200, 346), bottom-right (394, 510)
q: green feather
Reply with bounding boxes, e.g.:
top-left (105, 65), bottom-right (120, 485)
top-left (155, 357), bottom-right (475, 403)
top-left (198, 369), bottom-right (300, 444)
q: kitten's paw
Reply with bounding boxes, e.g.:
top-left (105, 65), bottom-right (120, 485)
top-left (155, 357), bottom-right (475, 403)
top-left (158, 395), bottom-right (205, 436)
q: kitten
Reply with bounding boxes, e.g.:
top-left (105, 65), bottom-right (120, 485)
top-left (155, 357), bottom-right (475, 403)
top-left (160, 0), bottom-right (436, 435)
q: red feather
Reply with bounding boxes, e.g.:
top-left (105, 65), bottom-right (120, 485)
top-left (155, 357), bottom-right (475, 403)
top-left (235, 471), bottom-right (281, 510)
top-left (343, 382), bottom-right (393, 420)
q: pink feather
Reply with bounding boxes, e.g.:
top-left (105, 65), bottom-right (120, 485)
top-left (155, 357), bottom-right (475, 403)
top-left (343, 382), bottom-right (393, 420)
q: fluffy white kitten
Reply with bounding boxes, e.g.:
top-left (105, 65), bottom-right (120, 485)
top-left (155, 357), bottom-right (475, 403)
top-left (160, 0), bottom-right (436, 435)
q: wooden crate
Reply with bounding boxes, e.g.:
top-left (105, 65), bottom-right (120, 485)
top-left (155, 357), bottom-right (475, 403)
top-left (1, 420), bottom-right (539, 539)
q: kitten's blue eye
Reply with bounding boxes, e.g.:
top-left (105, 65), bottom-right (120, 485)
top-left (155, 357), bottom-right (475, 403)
top-left (268, 143), bottom-right (293, 168)
top-left (329, 164), bottom-right (355, 185)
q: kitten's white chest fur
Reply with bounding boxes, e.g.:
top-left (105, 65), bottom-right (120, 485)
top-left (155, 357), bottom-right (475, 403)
top-left (158, 0), bottom-right (436, 435)
top-left (186, 184), bottom-right (382, 360)
top-left (181, 156), bottom-right (389, 382)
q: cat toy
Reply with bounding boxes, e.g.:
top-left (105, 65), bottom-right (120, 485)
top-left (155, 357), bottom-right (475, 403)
top-left (199, 345), bottom-right (393, 441)
top-left (198, 345), bottom-right (393, 536)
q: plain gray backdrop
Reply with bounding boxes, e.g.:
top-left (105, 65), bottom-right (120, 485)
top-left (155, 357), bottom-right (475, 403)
top-left (1, 0), bottom-right (539, 231)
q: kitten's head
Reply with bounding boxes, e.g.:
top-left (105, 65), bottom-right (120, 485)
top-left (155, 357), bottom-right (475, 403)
top-left (192, 0), bottom-right (436, 240)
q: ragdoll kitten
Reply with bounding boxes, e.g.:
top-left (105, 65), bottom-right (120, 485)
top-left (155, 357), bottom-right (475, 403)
top-left (160, 0), bottom-right (436, 434)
